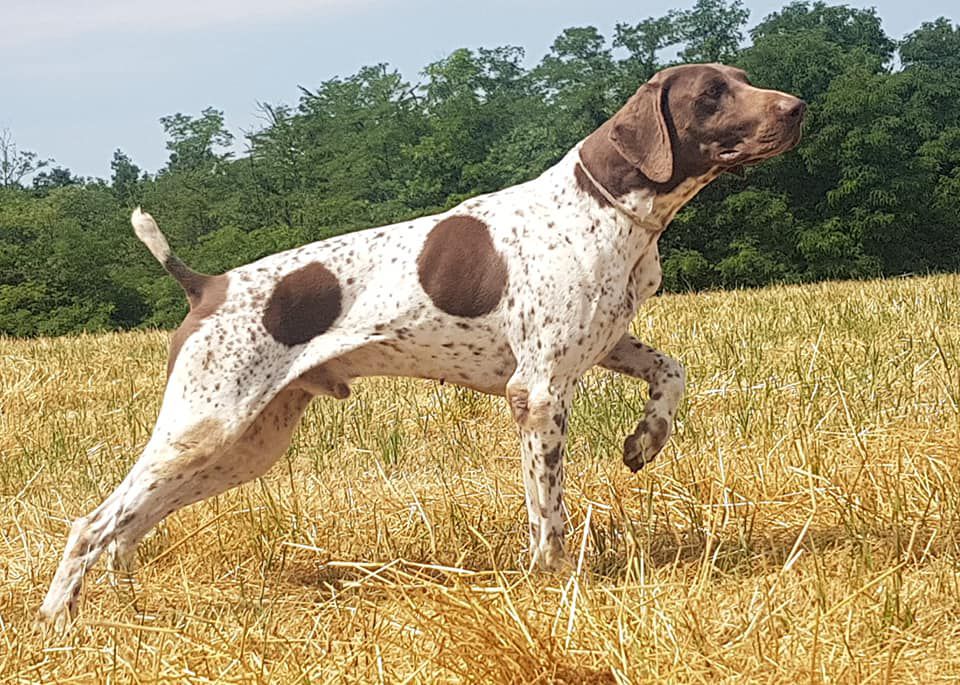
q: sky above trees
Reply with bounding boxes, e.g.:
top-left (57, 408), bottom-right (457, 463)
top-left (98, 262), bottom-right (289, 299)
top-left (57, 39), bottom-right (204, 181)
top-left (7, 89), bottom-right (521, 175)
top-left (1, 0), bottom-right (956, 179)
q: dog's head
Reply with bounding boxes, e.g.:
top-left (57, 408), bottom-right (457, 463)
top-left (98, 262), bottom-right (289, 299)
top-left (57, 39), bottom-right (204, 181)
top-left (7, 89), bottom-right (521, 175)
top-left (607, 63), bottom-right (805, 184)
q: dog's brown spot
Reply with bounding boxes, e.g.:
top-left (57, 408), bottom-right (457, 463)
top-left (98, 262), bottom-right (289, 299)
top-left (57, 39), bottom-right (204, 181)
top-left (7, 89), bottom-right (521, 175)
top-left (263, 263), bottom-right (342, 346)
top-left (544, 445), bottom-right (562, 467)
top-left (168, 274), bottom-right (229, 378)
top-left (417, 215), bottom-right (507, 317)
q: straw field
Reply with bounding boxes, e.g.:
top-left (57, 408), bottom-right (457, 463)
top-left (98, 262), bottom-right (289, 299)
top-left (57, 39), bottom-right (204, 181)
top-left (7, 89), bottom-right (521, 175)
top-left (2, 273), bottom-right (960, 682)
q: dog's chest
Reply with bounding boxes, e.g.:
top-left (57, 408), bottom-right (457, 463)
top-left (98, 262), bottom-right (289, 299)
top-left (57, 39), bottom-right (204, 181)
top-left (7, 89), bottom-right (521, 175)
top-left (590, 243), bottom-right (662, 355)
top-left (625, 243), bottom-right (662, 315)
top-left (512, 232), bottom-right (661, 376)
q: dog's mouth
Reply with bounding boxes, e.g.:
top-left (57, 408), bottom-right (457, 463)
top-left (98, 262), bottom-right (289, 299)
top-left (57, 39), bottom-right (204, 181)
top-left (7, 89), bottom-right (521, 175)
top-left (717, 148), bottom-right (743, 163)
top-left (711, 141), bottom-right (763, 166)
top-left (714, 126), bottom-right (803, 171)
top-left (713, 147), bottom-right (758, 169)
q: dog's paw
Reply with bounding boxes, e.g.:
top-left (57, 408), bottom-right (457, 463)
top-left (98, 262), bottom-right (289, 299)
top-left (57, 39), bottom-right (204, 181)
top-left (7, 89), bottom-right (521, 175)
top-left (623, 416), bottom-right (670, 472)
top-left (33, 602), bottom-right (77, 638)
top-left (527, 531), bottom-right (572, 574)
top-left (534, 542), bottom-right (572, 574)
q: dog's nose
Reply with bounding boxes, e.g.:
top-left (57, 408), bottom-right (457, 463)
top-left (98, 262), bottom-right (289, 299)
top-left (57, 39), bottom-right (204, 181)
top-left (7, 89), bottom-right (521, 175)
top-left (777, 96), bottom-right (806, 121)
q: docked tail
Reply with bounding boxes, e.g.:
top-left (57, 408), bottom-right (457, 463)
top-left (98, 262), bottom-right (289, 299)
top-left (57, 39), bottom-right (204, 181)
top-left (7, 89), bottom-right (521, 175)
top-left (131, 207), bottom-right (210, 307)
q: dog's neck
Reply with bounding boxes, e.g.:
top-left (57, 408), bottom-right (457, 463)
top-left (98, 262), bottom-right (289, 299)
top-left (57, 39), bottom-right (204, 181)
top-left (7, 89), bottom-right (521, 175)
top-left (572, 123), bottom-right (721, 236)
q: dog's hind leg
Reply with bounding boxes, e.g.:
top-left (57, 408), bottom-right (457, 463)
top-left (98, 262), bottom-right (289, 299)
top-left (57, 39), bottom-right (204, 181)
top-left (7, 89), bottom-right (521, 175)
top-left (35, 416), bottom-right (232, 633)
top-left (36, 385), bottom-right (317, 633)
top-left (106, 385), bottom-right (320, 574)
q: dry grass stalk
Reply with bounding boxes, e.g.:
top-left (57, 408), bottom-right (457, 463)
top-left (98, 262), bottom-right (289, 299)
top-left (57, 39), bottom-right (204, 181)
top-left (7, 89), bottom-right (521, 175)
top-left (2, 274), bottom-right (960, 682)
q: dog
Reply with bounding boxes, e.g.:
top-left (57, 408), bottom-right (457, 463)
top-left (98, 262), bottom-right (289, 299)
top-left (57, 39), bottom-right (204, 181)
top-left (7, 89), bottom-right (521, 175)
top-left (36, 63), bottom-right (804, 631)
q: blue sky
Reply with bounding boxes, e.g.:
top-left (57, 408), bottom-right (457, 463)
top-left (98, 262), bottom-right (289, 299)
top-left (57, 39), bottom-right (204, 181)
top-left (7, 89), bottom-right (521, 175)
top-left (1, 0), bottom-right (955, 180)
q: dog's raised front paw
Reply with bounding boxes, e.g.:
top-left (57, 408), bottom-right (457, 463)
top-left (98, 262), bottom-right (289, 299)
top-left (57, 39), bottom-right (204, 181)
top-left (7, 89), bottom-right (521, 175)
top-left (622, 416), bottom-right (670, 472)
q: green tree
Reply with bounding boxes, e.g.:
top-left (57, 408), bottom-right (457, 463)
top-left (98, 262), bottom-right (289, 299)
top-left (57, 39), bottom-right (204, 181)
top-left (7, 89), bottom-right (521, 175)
top-left (160, 108), bottom-right (234, 173)
top-left (900, 18), bottom-right (960, 72)
top-left (750, 1), bottom-right (895, 62)
top-left (404, 47), bottom-right (534, 207)
top-left (32, 166), bottom-right (79, 193)
top-left (111, 149), bottom-right (142, 206)
top-left (294, 64), bottom-right (426, 226)
top-left (532, 28), bottom-right (619, 138)
top-left (0, 129), bottom-right (51, 188)
top-left (614, 16), bottom-right (681, 95)
top-left (676, 0), bottom-right (750, 63)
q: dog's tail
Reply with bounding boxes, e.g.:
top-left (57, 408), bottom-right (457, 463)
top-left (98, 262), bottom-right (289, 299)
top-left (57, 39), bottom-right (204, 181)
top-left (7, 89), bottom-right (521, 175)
top-left (131, 207), bottom-right (210, 307)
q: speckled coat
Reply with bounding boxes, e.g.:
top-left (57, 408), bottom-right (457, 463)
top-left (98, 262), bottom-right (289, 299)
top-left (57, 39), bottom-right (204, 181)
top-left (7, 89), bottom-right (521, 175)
top-left (37, 63), bottom-right (806, 631)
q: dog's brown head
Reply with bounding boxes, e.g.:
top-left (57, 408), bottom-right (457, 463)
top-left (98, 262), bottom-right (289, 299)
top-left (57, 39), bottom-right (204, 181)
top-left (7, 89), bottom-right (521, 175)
top-left (590, 63), bottom-right (805, 188)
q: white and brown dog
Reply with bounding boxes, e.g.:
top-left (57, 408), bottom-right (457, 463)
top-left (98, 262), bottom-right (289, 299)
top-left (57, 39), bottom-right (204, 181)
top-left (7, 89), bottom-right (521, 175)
top-left (37, 63), bottom-right (804, 630)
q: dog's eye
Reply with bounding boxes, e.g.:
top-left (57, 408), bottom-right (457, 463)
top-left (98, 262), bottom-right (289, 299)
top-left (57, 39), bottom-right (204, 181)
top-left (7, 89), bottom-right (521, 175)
top-left (702, 80), bottom-right (727, 100)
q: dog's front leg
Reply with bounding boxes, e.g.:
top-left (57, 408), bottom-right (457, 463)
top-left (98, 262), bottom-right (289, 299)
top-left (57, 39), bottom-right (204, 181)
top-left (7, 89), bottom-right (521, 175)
top-left (506, 374), bottom-right (574, 572)
top-left (598, 334), bottom-right (685, 471)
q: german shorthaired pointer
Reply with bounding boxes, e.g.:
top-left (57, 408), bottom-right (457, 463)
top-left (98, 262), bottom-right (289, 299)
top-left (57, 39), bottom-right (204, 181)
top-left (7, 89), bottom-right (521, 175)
top-left (37, 63), bottom-right (804, 631)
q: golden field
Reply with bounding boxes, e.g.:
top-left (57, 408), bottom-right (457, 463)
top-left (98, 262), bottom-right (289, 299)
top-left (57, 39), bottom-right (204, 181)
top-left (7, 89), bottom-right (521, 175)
top-left (2, 274), bottom-right (960, 683)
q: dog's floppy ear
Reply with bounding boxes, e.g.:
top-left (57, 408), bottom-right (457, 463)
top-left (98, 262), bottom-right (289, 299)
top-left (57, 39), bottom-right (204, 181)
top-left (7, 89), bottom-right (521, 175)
top-left (608, 82), bottom-right (673, 184)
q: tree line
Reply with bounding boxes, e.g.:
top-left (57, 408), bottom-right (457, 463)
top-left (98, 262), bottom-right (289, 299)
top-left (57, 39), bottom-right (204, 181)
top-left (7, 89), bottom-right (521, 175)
top-left (1, 0), bottom-right (959, 336)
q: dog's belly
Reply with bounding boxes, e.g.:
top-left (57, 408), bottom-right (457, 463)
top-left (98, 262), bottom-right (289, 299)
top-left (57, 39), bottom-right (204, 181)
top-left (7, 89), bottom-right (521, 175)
top-left (338, 326), bottom-right (517, 396)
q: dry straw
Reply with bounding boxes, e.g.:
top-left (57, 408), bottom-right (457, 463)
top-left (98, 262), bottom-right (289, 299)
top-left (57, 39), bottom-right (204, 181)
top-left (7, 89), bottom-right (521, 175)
top-left (2, 274), bottom-right (960, 682)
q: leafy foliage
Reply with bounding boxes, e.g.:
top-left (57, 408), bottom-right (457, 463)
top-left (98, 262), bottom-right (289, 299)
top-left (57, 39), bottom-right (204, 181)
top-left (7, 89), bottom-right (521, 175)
top-left (1, 1), bottom-right (959, 335)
